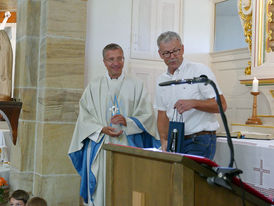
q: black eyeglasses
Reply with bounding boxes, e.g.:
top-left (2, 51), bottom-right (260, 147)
top-left (161, 48), bottom-right (181, 58)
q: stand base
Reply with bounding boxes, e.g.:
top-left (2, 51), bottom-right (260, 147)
top-left (245, 117), bottom-right (262, 125)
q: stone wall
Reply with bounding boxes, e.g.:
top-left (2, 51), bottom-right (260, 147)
top-left (9, 0), bottom-right (87, 205)
top-left (0, 0), bottom-right (16, 11)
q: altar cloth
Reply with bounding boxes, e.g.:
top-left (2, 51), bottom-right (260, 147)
top-left (214, 137), bottom-right (274, 200)
top-left (0, 128), bottom-right (12, 163)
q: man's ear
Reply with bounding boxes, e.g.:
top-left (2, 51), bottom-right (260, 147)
top-left (103, 59), bottom-right (107, 67)
top-left (158, 50), bottom-right (164, 59)
top-left (181, 45), bottom-right (184, 54)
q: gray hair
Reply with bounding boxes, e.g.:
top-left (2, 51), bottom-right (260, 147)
top-left (157, 31), bottom-right (182, 48)
top-left (102, 43), bottom-right (123, 58)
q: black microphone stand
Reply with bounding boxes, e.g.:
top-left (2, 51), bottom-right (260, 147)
top-left (201, 78), bottom-right (243, 191)
top-left (202, 78), bottom-right (234, 167)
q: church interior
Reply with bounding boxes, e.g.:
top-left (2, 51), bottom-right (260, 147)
top-left (0, 0), bottom-right (274, 205)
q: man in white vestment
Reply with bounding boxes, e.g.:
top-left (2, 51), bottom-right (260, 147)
top-left (68, 43), bottom-right (160, 206)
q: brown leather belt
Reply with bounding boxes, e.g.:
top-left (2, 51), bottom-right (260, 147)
top-left (184, 131), bottom-right (216, 139)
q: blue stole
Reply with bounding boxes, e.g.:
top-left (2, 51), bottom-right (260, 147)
top-left (69, 117), bottom-right (160, 203)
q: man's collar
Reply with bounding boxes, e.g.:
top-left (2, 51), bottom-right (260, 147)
top-left (166, 59), bottom-right (186, 76)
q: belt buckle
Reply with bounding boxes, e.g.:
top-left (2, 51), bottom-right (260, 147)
top-left (191, 133), bottom-right (198, 140)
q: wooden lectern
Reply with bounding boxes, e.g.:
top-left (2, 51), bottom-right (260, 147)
top-left (103, 144), bottom-right (272, 206)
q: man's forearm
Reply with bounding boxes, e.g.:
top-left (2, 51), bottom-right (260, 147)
top-left (175, 95), bottom-right (227, 114)
top-left (194, 95), bottom-right (227, 113)
top-left (157, 111), bottom-right (169, 151)
top-left (158, 123), bottom-right (168, 142)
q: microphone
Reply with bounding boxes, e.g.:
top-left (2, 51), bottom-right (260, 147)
top-left (170, 128), bottom-right (178, 152)
top-left (159, 75), bottom-right (208, 86)
top-left (159, 79), bottom-right (188, 86)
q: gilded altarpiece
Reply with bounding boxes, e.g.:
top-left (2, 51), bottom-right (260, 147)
top-left (233, 0), bottom-right (274, 138)
top-left (214, 2), bottom-right (274, 201)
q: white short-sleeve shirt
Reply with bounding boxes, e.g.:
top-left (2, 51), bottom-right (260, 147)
top-left (154, 59), bottom-right (222, 135)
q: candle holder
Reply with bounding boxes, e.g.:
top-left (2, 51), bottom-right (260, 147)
top-left (245, 92), bottom-right (262, 125)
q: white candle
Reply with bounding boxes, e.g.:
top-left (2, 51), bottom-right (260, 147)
top-left (252, 77), bottom-right (259, 92)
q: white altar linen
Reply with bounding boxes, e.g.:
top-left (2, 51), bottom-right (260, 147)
top-left (0, 165), bottom-right (9, 184)
top-left (214, 137), bottom-right (274, 200)
top-left (0, 129), bottom-right (12, 163)
top-left (0, 128), bottom-right (11, 184)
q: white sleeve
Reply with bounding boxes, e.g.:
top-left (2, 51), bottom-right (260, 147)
top-left (122, 118), bottom-right (143, 135)
top-left (88, 129), bottom-right (102, 142)
top-left (154, 78), bottom-right (167, 111)
top-left (198, 65), bottom-right (223, 99)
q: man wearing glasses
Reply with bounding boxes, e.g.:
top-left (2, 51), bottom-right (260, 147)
top-left (154, 31), bottom-right (227, 159)
top-left (69, 43), bottom-right (160, 206)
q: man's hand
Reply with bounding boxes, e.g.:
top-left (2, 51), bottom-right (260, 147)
top-left (157, 110), bottom-right (169, 152)
top-left (102, 126), bottom-right (123, 137)
top-left (111, 114), bottom-right (127, 126)
top-left (174, 99), bottom-right (196, 114)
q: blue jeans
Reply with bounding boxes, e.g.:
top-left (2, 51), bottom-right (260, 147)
top-left (182, 134), bottom-right (216, 160)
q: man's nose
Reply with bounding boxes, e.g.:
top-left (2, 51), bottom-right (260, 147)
top-left (113, 58), bottom-right (122, 64)
top-left (170, 52), bottom-right (176, 58)
top-left (112, 60), bottom-right (120, 65)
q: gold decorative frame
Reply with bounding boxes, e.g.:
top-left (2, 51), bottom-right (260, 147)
top-left (271, 90), bottom-right (274, 98)
top-left (238, 0), bottom-right (252, 75)
top-left (244, 61), bottom-right (251, 75)
top-left (238, 0), bottom-right (252, 52)
top-left (266, 0), bottom-right (273, 53)
top-left (257, 0), bottom-right (264, 66)
top-left (240, 78), bottom-right (274, 85)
